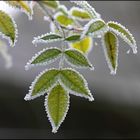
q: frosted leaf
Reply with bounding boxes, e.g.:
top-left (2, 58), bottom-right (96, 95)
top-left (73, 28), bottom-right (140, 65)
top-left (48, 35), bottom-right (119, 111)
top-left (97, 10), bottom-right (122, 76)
top-left (65, 34), bottom-right (81, 42)
top-left (5, 1), bottom-right (33, 20)
top-left (59, 68), bottom-right (94, 101)
top-left (81, 18), bottom-right (109, 38)
top-left (0, 40), bottom-right (12, 69)
top-left (40, 1), bottom-right (59, 10)
top-left (25, 47), bottom-right (62, 70)
top-left (108, 21), bottom-right (137, 54)
top-left (71, 1), bottom-right (100, 19)
top-left (64, 49), bottom-right (93, 69)
top-left (32, 32), bottom-right (63, 45)
top-left (54, 12), bottom-right (74, 27)
top-left (24, 69), bottom-right (60, 101)
top-left (0, 10), bottom-right (18, 47)
top-left (102, 31), bottom-right (119, 75)
top-left (69, 36), bottom-right (93, 54)
top-left (70, 7), bottom-right (91, 21)
top-left (45, 84), bottom-right (69, 133)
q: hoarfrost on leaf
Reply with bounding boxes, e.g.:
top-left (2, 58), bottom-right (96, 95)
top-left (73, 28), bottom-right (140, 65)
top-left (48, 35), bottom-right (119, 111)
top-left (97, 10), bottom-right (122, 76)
top-left (32, 32), bottom-right (63, 45)
top-left (0, 10), bottom-right (18, 47)
top-left (102, 31), bottom-right (119, 75)
top-left (45, 84), bottom-right (69, 133)
top-left (24, 69), bottom-right (60, 101)
top-left (59, 68), bottom-right (94, 101)
top-left (25, 47), bottom-right (62, 70)
top-left (108, 21), bottom-right (137, 54)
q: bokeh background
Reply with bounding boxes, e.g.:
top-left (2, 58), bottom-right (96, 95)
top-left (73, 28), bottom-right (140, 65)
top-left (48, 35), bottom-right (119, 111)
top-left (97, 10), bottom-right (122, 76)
top-left (0, 1), bottom-right (140, 139)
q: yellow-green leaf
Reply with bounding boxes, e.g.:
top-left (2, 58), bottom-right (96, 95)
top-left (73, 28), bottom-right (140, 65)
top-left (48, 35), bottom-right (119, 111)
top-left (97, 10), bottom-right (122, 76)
top-left (108, 21), bottom-right (137, 54)
top-left (25, 48), bottom-right (62, 70)
top-left (5, 1), bottom-right (32, 19)
top-left (102, 31), bottom-right (118, 75)
top-left (45, 84), bottom-right (69, 133)
top-left (40, 0), bottom-right (59, 10)
top-left (60, 68), bottom-right (94, 101)
top-left (70, 7), bottom-right (91, 21)
top-left (69, 37), bottom-right (92, 54)
top-left (55, 12), bottom-right (74, 27)
top-left (64, 49), bottom-right (93, 69)
top-left (0, 10), bottom-right (17, 47)
top-left (24, 69), bottom-right (60, 100)
top-left (82, 19), bottom-right (108, 38)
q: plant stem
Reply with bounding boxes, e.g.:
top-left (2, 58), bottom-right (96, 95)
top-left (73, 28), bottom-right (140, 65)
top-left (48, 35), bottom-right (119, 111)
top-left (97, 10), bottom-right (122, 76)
top-left (37, 1), bottom-right (67, 69)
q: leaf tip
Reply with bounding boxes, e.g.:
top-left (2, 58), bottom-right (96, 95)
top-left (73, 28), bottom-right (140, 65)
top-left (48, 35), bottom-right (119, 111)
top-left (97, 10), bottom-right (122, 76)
top-left (52, 127), bottom-right (58, 133)
top-left (24, 94), bottom-right (31, 101)
top-left (89, 96), bottom-right (94, 102)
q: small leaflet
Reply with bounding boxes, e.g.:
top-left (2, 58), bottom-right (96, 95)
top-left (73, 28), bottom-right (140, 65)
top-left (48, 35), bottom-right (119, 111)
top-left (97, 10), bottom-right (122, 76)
top-left (69, 36), bottom-right (93, 54)
top-left (5, 1), bottom-right (33, 20)
top-left (64, 49), bottom-right (93, 69)
top-left (102, 31), bottom-right (119, 75)
top-left (40, 1), bottom-right (59, 10)
top-left (81, 18), bottom-right (109, 38)
top-left (54, 12), bottom-right (74, 27)
top-left (59, 68), bottom-right (94, 101)
top-left (45, 84), bottom-right (69, 133)
top-left (32, 32), bottom-right (63, 45)
top-left (65, 34), bottom-right (81, 42)
top-left (71, 1), bottom-right (100, 19)
top-left (108, 21), bottom-right (137, 54)
top-left (25, 47), bottom-right (62, 70)
top-left (0, 10), bottom-right (18, 47)
top-left (70, 7), bottom-right (91, 21)
top-left (24, 69), bottom-right (59, 101)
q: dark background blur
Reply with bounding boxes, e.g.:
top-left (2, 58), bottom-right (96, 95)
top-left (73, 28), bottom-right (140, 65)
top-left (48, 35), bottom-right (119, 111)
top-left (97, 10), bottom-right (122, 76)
top-left (0, 1), bottom-right (140, 139)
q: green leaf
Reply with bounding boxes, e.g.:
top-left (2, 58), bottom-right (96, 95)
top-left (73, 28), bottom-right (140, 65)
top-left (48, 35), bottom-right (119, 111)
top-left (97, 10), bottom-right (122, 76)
top-left (102, 31), bottom-right (118, 75)
top-left (69, 36), bottom-right (93, 54)
top-left (55, 12), bottom-right (74, 27)
top-left (40, 0), bottom-right (59, 9)
top-left (108, 21), bottom-right (137, 54)
top-left (5, 1), bottom-right (33, 20)
top-left (71, 1), bottom-right (99, 19)
top-left (25, 48), bottom-right (62, 70)
top-left (82, 19), bottom-right (108, 38)
top-left (45, 84), bottom-right (69, 133)
top-left (0, 10), bottom-right (17, 47)
top-left (60, 68), bottom-right (94, 101)
top-left (70, 7), bottom-right (91, 21)
top-left (32, 33), bottom-right (63, 45)
top-left (24, 69), bottom-right (60, 100)
top-left (64, 49), bottom-right (93, 69)
top-left (65, 35), bottom-right (81, 42)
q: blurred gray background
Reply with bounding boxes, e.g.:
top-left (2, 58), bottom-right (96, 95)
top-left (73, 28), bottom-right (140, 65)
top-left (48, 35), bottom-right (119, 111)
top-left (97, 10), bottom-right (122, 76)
top-left (0, 1), bottom-right (140, 139)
